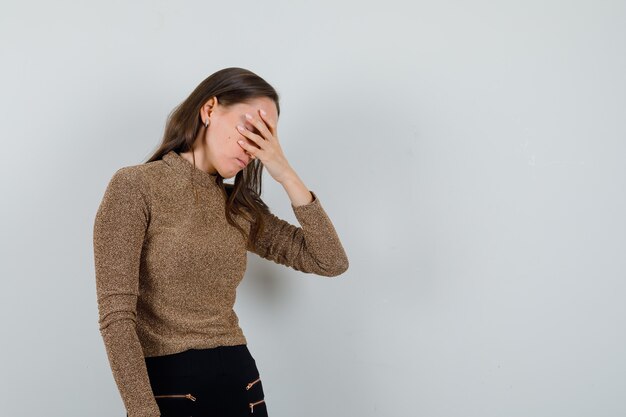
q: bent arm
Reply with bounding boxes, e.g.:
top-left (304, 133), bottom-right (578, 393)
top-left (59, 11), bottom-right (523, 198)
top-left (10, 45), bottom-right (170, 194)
top-left (247, 191), bottom-right (349, 276)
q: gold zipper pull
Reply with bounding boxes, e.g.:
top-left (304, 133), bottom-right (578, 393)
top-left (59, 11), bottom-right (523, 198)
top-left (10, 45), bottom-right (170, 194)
top-left (246, 377), bottom-right (261, 390)
top-left (249, 399), bottom-right (265, 413)
top-left (154, 393), bottom-right (197, 401)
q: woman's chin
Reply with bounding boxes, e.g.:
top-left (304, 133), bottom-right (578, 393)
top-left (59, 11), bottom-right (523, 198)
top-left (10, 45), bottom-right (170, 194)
top-left (220, 168), bottom-right (239, 179)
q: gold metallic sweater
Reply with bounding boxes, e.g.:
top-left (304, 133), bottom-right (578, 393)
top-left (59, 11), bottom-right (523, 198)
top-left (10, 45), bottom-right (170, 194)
top-left (93, 150), bottom-right (349, 417)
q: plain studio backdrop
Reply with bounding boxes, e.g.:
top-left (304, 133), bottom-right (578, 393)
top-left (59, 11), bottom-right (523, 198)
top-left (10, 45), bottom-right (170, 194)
top-left (1, 1), bottom-right (625, 416)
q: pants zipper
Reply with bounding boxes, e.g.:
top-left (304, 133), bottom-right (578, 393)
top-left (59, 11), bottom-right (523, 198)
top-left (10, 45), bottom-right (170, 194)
top-left (249, 399), bottom-right (265, 413)
top-left (154, 393), bottom-right (197, 401)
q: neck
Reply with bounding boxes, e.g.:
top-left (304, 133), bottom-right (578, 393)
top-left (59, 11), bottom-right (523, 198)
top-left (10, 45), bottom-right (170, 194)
top-left (179, 141), bottom-right (218, 175)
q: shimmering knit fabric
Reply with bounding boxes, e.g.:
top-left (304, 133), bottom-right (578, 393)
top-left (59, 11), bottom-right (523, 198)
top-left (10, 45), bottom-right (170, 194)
top-left (93, 150), bottom-right (349, 417)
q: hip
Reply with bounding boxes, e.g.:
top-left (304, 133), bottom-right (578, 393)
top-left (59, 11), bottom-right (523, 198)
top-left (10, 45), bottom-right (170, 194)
top-left (140, 344), bottom-right (268, 416)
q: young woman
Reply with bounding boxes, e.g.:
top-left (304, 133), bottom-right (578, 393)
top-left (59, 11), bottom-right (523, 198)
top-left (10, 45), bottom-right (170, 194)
top-left (93, 67), bottom-right (349, 417)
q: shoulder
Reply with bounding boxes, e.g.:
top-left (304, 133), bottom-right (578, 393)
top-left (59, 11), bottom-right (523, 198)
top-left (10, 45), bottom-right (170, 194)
top-left (107, 157), bottom-right (169, 188)
top-left (95, 165), bottom-right (153, 229)
top-left (102, 162), bottom-right (156, 206)
top-left (107, 164), bottom-right (145, 190)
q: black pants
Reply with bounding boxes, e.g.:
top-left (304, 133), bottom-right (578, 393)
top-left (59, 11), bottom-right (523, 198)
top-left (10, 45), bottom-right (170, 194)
top-left (127, 344), bottom-right (268, 417)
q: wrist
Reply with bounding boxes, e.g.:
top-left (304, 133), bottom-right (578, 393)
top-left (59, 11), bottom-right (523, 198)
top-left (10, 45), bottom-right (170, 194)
top-left (277, 168), bottom-right (299, 185)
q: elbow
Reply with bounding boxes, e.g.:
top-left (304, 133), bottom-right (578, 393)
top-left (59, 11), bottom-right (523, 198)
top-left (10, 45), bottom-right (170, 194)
top-left (331, 249), bottom-right (350, 276)
top-left (96, 293), bottom-right (138, 331)
top-left (330, 242), bottom-right (350, 276)
top-left (322, 256), bottom-right (349, 277)
top-left (335, 257), bottom-right (350, 276)
top-left (313, 242), bottom-right (349, 277)
top-left (98, 310), bottom-right (137, 332)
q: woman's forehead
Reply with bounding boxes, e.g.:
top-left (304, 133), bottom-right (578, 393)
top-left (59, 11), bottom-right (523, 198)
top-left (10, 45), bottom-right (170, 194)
top-left (235, 98), bottom-right (277, 117)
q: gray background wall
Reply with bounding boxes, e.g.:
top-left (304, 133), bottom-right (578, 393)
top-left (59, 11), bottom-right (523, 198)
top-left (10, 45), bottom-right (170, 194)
top-left (1, 1), bottom-right (624, 416)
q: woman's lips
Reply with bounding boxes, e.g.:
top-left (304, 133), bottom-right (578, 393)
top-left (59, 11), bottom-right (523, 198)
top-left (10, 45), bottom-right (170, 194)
top-left (235, 158), bottom-right (246, 168)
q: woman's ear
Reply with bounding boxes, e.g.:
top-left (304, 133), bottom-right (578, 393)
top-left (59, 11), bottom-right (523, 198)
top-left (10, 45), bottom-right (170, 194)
top-left (200, 96), bottom-right (218, 121)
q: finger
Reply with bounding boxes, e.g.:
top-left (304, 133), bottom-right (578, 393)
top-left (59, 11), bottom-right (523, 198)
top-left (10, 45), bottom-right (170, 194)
top-left (236, 125), bottom-right (265, 149)
top-left (257, 109), bottom-right (277, 137)
top-left (245, 112), bottom-right (273, 141)
top-left (244, 148), bottom-right (255, 159)
top-left (237, 138), bottom-right (259, 158)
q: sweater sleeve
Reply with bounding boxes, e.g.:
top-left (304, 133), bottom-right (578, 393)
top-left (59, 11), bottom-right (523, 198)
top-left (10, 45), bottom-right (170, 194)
top-left (247, 190), bottom-right (349, 276)
top-left (93, 167), bottom-right (161, 417)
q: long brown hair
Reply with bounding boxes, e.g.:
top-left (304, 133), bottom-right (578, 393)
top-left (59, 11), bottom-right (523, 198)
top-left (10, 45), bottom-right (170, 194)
top-left (145, 67), bottom-right (281, 245)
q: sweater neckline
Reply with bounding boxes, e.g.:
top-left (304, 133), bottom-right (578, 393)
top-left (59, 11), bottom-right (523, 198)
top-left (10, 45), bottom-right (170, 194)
top-left (162, 150), bottom-right (220, 188)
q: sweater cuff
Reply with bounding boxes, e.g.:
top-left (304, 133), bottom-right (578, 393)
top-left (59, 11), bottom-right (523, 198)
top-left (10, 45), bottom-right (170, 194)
top-left (291, 190), bottom-right (320, 213)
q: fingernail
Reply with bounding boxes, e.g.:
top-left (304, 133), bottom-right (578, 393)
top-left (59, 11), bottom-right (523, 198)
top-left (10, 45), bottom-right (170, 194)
top-left (260, 109), bottom-right (266, 116)
top-left (245, 113), bottom-right (252, 119)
